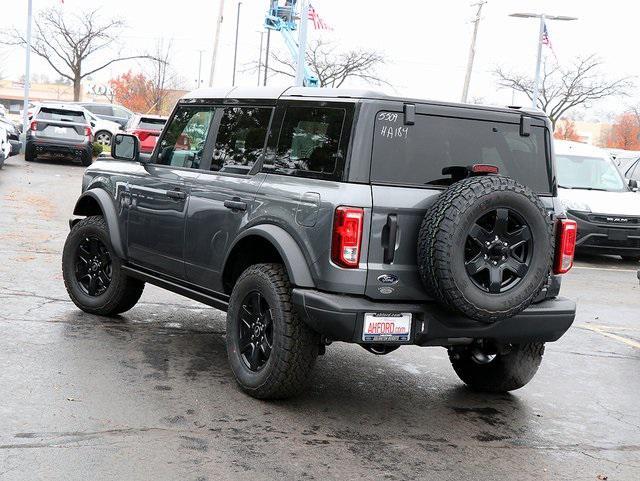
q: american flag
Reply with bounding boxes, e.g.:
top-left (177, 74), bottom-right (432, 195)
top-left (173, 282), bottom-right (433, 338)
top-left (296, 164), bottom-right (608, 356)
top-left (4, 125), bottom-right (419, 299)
top-left (308, 4), bottom-right (332, 30)
top-left (541, 21), bottom-right (558, 59)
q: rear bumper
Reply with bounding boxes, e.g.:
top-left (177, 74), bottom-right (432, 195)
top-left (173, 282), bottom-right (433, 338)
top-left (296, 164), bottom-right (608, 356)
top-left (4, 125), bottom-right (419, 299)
top-left (27, 140), bottom-right (91, 157)
top-left (292, 289), bottom-right (576, 346)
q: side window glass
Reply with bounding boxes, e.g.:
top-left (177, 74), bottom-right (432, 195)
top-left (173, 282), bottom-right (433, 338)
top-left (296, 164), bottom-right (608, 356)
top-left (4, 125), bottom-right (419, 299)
top-left (156, 106), bottom-right (215, 169)
top-left (113, 107), bottom-right (129, 118)
top-left (268, 106), bottom-right (346, 180)
top-left (211, 106), bottom-right (272, 174)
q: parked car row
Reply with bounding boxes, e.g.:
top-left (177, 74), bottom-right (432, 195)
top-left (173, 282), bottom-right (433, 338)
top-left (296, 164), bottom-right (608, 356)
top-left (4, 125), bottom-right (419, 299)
top-left (9, 100), bottom-right (167, 166)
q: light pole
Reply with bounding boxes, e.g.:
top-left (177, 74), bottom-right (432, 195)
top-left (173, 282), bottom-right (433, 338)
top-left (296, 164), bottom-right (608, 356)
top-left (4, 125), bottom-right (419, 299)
top-left (510, 13), bottom-right (577, 109)
top-left (196, 49), bottom-right (205, 88)
top-left (295, 0), bottom-right (310, 87)
top-left (263, 29), bottom-right (271, 86)
top-left (209, 0), bottom-right (225, 87)
top-left (257, 31), bottom-right (264, 87)
top-left (461, 1), bottom-right (486, 104)
top-left (232, 2), bottom-right (242, 86)
top-left (21, 0), bottom-right (33, 150)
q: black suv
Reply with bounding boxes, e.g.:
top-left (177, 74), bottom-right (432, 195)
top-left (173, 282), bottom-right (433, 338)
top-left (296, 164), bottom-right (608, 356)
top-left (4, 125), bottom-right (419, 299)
top-left (62, 87), bottom-right (577, 399)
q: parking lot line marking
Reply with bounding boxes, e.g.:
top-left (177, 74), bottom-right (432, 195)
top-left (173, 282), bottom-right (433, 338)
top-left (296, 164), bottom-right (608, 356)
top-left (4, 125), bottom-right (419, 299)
top-left (582, 324), bottom-right (640, 333)
top-left (572, 265), bottom-right (639, 273)
top-left (577, 324), bottom-right (640, 350)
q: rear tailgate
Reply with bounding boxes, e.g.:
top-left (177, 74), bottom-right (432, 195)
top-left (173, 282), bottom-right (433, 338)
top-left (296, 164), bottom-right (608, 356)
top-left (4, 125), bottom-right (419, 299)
top-left (35, 119), bottom-right (88, 142)
top-left (365, 107), bottom-right (553, 301)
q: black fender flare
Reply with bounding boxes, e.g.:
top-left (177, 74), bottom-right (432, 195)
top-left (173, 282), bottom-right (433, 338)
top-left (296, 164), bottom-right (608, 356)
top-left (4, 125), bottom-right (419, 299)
top-left (71, 189), bottom-right (126, 259)
top-left (225, 224), bottom-right (315, 288)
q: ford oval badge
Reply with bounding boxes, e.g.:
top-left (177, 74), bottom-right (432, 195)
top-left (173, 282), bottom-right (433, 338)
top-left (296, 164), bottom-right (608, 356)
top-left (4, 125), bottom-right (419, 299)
top-left (377, 274), bottom-right (399, 285)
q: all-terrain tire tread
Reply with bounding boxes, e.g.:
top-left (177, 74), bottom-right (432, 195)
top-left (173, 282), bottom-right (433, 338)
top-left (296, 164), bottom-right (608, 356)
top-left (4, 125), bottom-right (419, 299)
top-left (417, 176), bottom-right (553, 322)
top-left (228, 263), bottom-right (318, 399)
top-left (62, 216), bottom-right (144, 316)
top-left (449, 342), bottom-right (545, 392)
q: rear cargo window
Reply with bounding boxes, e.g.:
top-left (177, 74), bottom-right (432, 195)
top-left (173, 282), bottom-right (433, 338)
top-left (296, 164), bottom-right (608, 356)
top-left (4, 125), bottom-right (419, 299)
top-left (36, 108), bottom-right (86, 123)
top-left (371, 113), bottom-right (551, 193)
top-left (138, 117), bottom-right (166, 130)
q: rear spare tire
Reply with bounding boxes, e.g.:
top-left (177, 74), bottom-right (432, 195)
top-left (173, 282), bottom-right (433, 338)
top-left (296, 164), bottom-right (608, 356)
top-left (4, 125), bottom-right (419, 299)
top-left (417, 175), bottom-right (553, 322)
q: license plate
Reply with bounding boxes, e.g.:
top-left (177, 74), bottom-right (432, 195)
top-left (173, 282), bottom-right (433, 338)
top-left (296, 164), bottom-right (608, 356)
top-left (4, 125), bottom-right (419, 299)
top-left (54, 127), bottom-right (67, 134)
top-left (609, 229), bottom-right (628, 241)
top-left (362, 312), bottom-right (412, 342)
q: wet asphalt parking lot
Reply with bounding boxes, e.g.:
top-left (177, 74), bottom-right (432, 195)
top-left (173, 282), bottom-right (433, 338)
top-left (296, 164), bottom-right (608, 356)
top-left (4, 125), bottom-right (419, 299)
top-left (0, 155), bottom-right (639, 481)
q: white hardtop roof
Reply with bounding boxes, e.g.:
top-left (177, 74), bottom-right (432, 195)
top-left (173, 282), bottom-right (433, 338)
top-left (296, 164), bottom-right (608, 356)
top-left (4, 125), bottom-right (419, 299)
top-left (181, 86), bottom-right (545, 117)
top-left (554, 140), bottom-right (609, 159)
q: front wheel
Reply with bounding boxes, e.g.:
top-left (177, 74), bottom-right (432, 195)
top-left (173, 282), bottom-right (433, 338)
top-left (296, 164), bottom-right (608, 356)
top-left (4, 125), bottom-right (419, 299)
top-left (449, 343), bottom-right (544, 392)
top-left (62, 216), bottom-right (144, 316)
top-left (226, 263), bottom-right (319, 399)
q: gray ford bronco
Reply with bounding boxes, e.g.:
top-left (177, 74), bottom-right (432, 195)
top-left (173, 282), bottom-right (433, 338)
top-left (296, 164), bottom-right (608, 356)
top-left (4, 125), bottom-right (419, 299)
top-left (62, 87), bottom-right (577, 399)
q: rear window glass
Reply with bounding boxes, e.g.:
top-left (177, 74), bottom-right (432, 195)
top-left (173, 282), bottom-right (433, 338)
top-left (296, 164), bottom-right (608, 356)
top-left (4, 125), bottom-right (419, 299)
top-left (264, 106), bottom-right (346, 181)
top-left (37, 108), bottom-right (86, 123)
top-left (138, 117), bottom-right (166, 130)
top-left (371, 113), bottom-right (551, 193)
top-left (85, 104), bottom-right (112, 116)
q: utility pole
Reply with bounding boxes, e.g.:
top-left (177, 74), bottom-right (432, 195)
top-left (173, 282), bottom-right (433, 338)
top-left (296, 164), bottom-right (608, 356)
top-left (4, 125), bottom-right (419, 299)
top-left (295, 0), bottom-right (310, 87)
top-left (232, 2), bottom-right (242, 86)
top-left (21, 0), bottom-right (33, 149)
top-left (263, 29), bottom-right (271, 86)
top-left (257, 31), bottom-right (264, 87)
top-left (208, 0), bottom-right (225, 87)
top-left (461, 1), bottom-right (486, 104)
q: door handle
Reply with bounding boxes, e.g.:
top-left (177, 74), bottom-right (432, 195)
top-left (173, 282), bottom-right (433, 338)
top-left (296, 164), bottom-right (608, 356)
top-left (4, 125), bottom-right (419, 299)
top-left (382, 214), bottom-right (398, 264)
top-left (224, 198), bottom-right (247, 211)
top-left (166, 189), bottom-right (186, 200)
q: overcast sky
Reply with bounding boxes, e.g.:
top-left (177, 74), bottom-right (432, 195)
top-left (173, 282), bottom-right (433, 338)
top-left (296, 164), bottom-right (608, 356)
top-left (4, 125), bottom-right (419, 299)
top-left (1, 0), bottom-right (637, 117)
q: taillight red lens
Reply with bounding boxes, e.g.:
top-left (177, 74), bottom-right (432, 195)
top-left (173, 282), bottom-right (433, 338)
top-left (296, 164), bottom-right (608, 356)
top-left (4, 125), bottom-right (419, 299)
top-left (84, 126), bottom-right (92, 137)
top-left (554, 219), bottom-right (577, 274)
top-left (331, 207), bottom-right (364, 268)
top-left (134, 130), bottom-right (150, 141)
top-left (30, 121), bottom-right (37, 131)
top-left (471, 163), bottom-right (499, 174)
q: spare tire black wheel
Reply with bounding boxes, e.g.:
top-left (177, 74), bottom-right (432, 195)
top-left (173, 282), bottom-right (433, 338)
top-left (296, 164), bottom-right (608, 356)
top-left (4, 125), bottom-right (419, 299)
top-left (417, 175), bottom-right (553, 322)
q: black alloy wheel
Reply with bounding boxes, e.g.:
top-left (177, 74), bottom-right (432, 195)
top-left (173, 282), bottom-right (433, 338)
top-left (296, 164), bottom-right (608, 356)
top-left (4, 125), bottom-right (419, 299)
top-left (75, 235), bottom-right (112, 297)
top-left (238, 291), bottom-right (274, 371)
top-left (464, 208), bottom-right (533, 294)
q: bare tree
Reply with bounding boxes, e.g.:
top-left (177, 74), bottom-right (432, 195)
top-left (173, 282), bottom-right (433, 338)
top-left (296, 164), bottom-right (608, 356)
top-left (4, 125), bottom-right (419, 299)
top-left (495, 55), bottom-right (632, 128)
top-left (265, 39), bottom-right (388, 88)
top-left (142, 40), bottom-right (181, 114)
top-left (1, 7), bottom-right (150, 101)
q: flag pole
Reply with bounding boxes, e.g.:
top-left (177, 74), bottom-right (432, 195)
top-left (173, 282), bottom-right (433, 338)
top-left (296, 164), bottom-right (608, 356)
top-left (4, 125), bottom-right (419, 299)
top-left (532, 14), bottom-right (545, 109)
top-left (295, 0), bottom-right (310, 87)
top-left (21, 0), bottom-right (33, 151)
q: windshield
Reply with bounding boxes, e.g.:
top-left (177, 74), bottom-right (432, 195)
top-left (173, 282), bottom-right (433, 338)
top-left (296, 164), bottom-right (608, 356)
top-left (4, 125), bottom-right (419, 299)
top-left (556, 154), bottom-right (627, 192)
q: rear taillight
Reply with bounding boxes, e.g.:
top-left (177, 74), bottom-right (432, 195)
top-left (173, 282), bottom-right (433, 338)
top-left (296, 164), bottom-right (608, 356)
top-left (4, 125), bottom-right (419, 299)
top-left (554, 219), bottom-right (577, 274)
top-left (84, 126), bottom-right (92, 137)
top-left (133, 130), bottom-right (150, 141)
top-left (331, 206), bottom-right (364, 268)
top-left (30, 121), bottom-right (37, 131)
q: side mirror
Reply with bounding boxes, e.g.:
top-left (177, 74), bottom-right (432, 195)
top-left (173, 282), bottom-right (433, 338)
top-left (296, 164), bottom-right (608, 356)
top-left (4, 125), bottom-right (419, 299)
top-left (112, 133), bottom-right (140, 162)
top-left (629, 179), bottom-right (638, 191)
